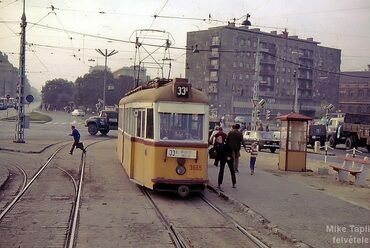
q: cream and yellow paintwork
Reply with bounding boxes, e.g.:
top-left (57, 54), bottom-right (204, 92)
top-left (118, 134), bottom-right (208, 189)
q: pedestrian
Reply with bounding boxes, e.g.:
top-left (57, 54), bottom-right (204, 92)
top-left (257, 123), bottom-right (264, 131)
top-left (246, 122), bottom-right (252, 130)
top-left (212, 127), bottom-right (228, 167)
top-left (265, 124), bottom-right (269, 132)
top-left (247, 142), bottom-right (258, 175)
top-left (213, 136), bottom-right (236, 189)
top-left (69, 125), bottom-right (86, 155)
top-left (209, 125), bottom-right (220, 145)
top-left (226, 123), bottom-right (246, 172)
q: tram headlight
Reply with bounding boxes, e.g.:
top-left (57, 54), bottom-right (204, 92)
top-left (176, 165), bottom-right (186, 175)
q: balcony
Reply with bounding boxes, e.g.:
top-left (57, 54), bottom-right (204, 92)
top-left (208, 52), bottom-right (219, 58)
top-left (210, 39), bottom-right (220, 47)
top-left (206, 64), bottom-right (219, 70)
top-left (260, 58), bottom-right (276, 65)
top-left (260, 69), bottom-right (275, 75)
top-left (206, 76), bottom-right (219, 82)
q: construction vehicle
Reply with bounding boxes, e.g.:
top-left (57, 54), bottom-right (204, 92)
top-left (328, 113), bottom-right (370, 152)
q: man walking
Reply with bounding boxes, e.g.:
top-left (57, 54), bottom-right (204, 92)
top-left (69, 125), bottom-right (86, 155)
top-left (226, 124), bottom-right (246, 172)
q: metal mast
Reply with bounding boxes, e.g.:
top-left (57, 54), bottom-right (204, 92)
top-left (95, 49), bottom-right (118, 109)
top-left (14, 0), bottom-right (27, 143)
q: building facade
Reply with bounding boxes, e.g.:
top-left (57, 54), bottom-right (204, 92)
top-left (186, 24), bottom-right (341, 121)
top-left (338, 70), bottom-right (370, 114)
top-left (113, 66), bottom-right (149, 84)
top-left (0, 52), bottom-right (18, 97)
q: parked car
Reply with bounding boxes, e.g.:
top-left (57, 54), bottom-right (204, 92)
top-left (71, 109), bottom-right (85, 117)
top-left (307, 124), bottom-right (326, 147)
top-left (234, 116), bottom-right (246, 123)
top-left (243, 130), bottom-right (280, 153)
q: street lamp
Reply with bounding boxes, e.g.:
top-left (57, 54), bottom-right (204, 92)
top-left (95, 49), bottom-right (118, 109)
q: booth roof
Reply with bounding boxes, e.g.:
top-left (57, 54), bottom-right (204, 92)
top-left (276, 112), bottom-right (312, 121)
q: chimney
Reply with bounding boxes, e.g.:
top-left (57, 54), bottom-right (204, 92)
top-left (282, 29), bottom-right (288, 38)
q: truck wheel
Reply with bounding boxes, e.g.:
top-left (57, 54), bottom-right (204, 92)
top-left (270, 148), bottom-right (276, 153)
top-left (328, 136), bottom-right (336, 148)
top-left (88, 124), bottom-right (98, 135)
top-left (345, 137), bottom-right (354, 150)
top-left (100, 128), bottom-right (109, 135)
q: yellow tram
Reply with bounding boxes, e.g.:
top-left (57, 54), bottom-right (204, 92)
top-left (117, 78), bottom-right (209, 197)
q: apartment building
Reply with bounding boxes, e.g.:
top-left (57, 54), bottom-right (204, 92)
top-left (0, 52), bottom-right (18, 97)
top-left (186, 23), bottom-right (341, 120)
top-left (338, 69), bottom-right (370, 114)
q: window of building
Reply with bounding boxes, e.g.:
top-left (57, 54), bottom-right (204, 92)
top-left (233, 62), bottom-right (237, 68)
top-left (239, 62), bottom-right (243, 68)
top-left (210, 59), bottom-right (218, 65)
top-left (245, 74), bottom-right (249, 79)
top-left (232, 74), bottom-right (236, 79)
top-left (247, 39), bottom-right (251, 46)
top-left (239, 74), bottom-right (243, 80)
top-left (210, 71), bottom-right (218, 77)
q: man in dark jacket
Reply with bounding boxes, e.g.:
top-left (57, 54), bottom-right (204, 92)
top-left (226, 124), bottom-right (246, 172)
top-left (214, 136), bottom-right (236, 189)
top-left (69, 125), bottom-right (86, 155)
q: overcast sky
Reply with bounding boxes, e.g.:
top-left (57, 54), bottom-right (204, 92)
top-left (1, 0), bottom-right (369, 91)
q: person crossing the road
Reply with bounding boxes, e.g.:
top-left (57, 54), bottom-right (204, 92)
top-left (69, 125), bottom-right (86, 155)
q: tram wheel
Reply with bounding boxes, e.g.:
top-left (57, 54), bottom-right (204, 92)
top-left (177, 185), bottom-right (190, 198)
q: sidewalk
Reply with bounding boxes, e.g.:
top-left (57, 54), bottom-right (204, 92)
top-left (208, 151), bottom-right (370, 247)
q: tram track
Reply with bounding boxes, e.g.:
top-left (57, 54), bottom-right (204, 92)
top-left (0, 139), bottom-right (110, 247)
top-left (141, 187), bottom-right (268, 247)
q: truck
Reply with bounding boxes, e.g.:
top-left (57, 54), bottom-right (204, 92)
top-left (85, 110), bottom-right (118, 135)
top-left (328, 113), bottom-right (370, 152)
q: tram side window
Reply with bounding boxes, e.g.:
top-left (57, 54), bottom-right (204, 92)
top-left (159, 112), bottom-right (204, 141)
top-left (146, 108), bottom-right (154, 139)
top-left (135, 109), bottom-right (146, 138)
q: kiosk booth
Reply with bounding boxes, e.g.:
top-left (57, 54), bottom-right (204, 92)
top-left (277, 113), bottom-right (312, 171)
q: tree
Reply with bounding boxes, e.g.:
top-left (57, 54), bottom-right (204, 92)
top-left (41, 79), bottom-right (74, 109)
top-left (74, 71), bottom-right (134, 108)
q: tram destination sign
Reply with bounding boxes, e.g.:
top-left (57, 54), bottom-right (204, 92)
top-left (166, 149), bottom-right (197, 159)
top-left (173, 81), bottom-right (191, 98)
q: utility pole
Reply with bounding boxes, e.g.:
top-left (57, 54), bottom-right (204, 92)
top-left (95, 49), bottom-right (118, 109)
top-left (293, 70), bottom-right (299, 113)
top-left (14, 0), bottom-right (26, 143)
top-left (252, 38), bottom-right (261, 131)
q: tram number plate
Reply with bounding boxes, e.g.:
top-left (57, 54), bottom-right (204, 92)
top-left (166, 149), bottom-right (197, 159)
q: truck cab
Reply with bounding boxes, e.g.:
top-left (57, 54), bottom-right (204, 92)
top-left (85, 110), bottom-right (118, 135)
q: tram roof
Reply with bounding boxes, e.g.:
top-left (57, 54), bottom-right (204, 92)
top-left (119, 81), bottom-right (208, 105)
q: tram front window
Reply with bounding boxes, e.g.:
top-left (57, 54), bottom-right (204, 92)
top-left (159, 112), bottom-right (204, 141)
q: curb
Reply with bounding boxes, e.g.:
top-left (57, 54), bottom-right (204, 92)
top-left (0, 142), bottom-right (61, 154)
top-left (207, 184), bottom-right (313, 248)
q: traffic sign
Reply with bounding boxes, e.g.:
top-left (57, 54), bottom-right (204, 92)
top-left (26, 94), bottom-right (34, 103)
top-left (251, 99), bottom-right (258, 107)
